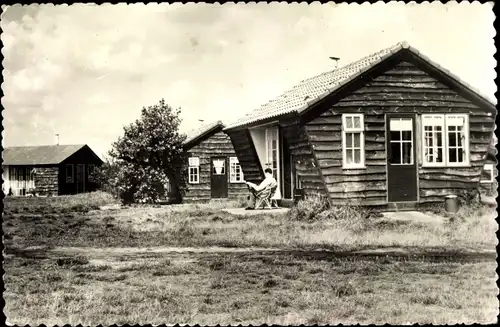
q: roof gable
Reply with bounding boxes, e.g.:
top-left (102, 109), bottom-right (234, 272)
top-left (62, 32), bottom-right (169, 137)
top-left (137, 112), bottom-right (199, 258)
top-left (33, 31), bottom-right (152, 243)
top-left (225, 41), bottom-right (496, 130)
top-left (183, 120), bottom-right (225, 149)
top-left (2, 144), bottom-right (88, 165)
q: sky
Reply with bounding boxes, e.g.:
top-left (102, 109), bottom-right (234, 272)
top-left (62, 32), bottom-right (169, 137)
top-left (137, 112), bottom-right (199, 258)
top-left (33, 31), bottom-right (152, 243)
top-left (1, 2), bottom-right (496, 159)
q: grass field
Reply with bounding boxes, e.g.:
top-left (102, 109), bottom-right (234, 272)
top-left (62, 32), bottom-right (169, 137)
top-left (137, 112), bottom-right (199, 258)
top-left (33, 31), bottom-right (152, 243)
top-left (3, 192), bottom-right (498, 325)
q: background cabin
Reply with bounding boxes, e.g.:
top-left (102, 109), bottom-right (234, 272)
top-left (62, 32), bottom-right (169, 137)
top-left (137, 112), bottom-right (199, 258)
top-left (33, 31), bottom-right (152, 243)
top-left (224, 41), bottom-right (497, 209)
top-left (181, 120), bottom-right (249, 203)
top-left (2, 144), bottom-right (103, 196)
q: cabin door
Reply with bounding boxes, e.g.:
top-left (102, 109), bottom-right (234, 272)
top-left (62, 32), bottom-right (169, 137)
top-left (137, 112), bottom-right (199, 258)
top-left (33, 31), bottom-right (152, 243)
top-left (265, 127), bottom-right (280, 195)
top-left (211, 157), bottom-right (228, 198)
top-left (76, 164), bottom-right (86, 193)
top-left (386, 114), bottom-right (418, 202)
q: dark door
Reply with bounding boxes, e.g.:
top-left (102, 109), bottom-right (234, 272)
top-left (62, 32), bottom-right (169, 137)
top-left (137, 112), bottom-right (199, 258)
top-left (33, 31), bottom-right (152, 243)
top-left (280, 128), bottom-right (292, 199)
top-left (386, 114), bottom-right (418, 202)
top-left (76, 164), bottom-right (86, 194)
top-left (211, 157), bottom-right (228, 198)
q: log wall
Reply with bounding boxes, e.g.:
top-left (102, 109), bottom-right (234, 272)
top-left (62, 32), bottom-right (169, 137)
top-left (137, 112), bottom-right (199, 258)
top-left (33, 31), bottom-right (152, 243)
top-left (184, 131), bottom-right (249, 203)
top-left (35, 166), bottom-right (59, 196)
top-left (226, 129), bottom-right (263, 184)
top-left (306, 60), bottom-right (495, 205)
top-left (280, 119), bottom-right (327, 197)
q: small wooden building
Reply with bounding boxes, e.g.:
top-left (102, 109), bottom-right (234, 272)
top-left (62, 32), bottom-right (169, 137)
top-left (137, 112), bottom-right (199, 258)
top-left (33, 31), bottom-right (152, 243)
top-left (224, 41), bottom-right (496, 209)
top-left (182, 120), bottom-right (248, 203)
top-left (2, 144), bottom-right (103, 196)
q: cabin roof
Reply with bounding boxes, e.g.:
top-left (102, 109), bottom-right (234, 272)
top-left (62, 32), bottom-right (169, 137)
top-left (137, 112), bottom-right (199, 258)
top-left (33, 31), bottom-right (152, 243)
top-left (183, 120), bottom-right (224, 148)
top-left (225, 41), bottom-right (496, 130)
top-left (2, 144), bottom-right (90, 165)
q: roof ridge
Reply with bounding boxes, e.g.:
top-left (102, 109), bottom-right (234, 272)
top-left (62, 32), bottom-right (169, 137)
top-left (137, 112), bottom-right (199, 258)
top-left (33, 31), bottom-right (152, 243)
top-left (226, 42), bottom-right (404, 128)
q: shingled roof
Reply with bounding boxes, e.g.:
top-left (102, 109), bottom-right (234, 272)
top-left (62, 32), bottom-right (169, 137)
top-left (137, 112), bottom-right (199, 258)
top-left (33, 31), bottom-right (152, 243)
top-left (225, 41), bottom-right (496, 130)
top-left (2, 144), bottom-right (89, 165)
top-left (183, 120), bottom-right (224, 148)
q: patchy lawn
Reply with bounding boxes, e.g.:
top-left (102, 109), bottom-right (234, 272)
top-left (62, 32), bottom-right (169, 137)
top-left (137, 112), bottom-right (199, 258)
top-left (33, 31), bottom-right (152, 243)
top-left (3, 249), bottom-right (498, 325)
top-left (3, 193), bottom-right (498, 325)
top-left (3, 194), bottom-right (497, 253)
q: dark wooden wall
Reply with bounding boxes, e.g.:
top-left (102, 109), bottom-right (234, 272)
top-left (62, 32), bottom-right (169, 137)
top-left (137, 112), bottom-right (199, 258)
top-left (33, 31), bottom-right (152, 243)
top-left (280, 119), bottom-right (327, 197)
top-left (226, 129), bottom-right (263, 184)
top-left (59, 146), bottom-right (103, 195)
top-left (184, 131), bottom-right (248, 203)
top-left (35, 166), bottom-right (59, 196)
top-left (305, 60), bottom-right (495, 205)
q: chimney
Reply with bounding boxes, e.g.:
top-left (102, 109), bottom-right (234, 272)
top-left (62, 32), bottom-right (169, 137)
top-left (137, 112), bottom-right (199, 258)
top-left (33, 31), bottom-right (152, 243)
top-left (329, 56), bottom-right (340, 69)
top-left (55, 133), bottom-right (60, 145)
top-left (198, 119), bottom-right (204, 126)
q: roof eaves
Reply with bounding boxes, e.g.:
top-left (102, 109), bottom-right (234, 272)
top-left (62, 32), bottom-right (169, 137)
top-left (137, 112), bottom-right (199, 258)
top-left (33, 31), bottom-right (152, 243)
top-left (224, 110), bottom-right (298, 131)
top-left (183, 120), bottom-right (224, 148)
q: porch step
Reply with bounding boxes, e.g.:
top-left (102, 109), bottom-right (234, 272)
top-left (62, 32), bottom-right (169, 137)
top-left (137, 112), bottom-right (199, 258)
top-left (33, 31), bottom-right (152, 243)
top-left (386, 202), bottom-right (418, 212)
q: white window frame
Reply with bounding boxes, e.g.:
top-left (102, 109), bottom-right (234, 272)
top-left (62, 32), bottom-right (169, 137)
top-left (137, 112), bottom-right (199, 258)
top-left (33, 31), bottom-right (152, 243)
top-left (342, 113), bottom-right (365, 169)
top-left (445, 114), bottom-right (469, 167)
top-left (421, 114), bottom-right (470, 167)
top-left (421, 114), bottom-right (446, 167)
top-left (229, 157), bottom-right (244, 183)
top-left (480, 163), bottom-right (495, 184)
top-left (188, 157), bottom-right (200, 184)
top-left (66, 164), bottom-right (74, 183)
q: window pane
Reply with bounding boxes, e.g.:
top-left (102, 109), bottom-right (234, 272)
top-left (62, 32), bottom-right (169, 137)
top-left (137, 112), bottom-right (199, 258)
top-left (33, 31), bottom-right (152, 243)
top-left (353, 116), bottom-right (361, 129)
top-left (390, 142), bottom-right (401, 164)
top-left (436, 132), bottom-right (442, 147)
top-left (345, 117), bottom-right (353, 129)
top-left (457, 148), bottom-right (464, 163)
top-left (346, 149), bottom-right (353, 164)
top-left (402, 130), bottom-right (412, 141)
top-left (448, 133), bottom-right (456, 147)
top-left (354, 149), bottom-right (361, 164)
top-left (353, 133), bottom-right (361, 147)
top-left (390, 131), bottom-right (401, 142)
top-left (346, 133), bottom-right (353, 147)
top-left (402, 142), bottom-right (412, 164)
top-left (457, 129), bottom-right (464, 147)
top-left (449, 148), bottom-right (457, 163)
top-left (436, 148), bottom-right (443, 162)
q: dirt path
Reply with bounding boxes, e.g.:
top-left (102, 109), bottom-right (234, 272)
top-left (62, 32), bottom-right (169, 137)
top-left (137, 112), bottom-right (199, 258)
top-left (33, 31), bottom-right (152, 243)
top-left (43, 245), bottom-right (497, 263)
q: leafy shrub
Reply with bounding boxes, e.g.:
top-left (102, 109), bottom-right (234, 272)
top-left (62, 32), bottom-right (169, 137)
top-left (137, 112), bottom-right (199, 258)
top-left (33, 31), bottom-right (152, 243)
top-left (287, 195), bottom-right (382, 223)
top-left (107, 99), bottom-right (188, 204)
top-left (286, 194), bottom-right (329, 221)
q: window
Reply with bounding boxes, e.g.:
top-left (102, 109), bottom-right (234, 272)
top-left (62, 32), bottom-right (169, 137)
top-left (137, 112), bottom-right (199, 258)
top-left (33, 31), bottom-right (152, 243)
top-left (265, 127), bottom-right (280, 180)
top-left (422, 114), bottom-right (469, 167)
top-left (66, 164), bottom-right (74, 183)
top-left (88, 164), bottom-right (96, 182)
top-left (342, 114), bottom-right (365, 168)
top-left (480, 164), bottom-right (495, 183)
top-left (212, 158), bottom-right (226, 175)
top-left (389, 118), bottom-right (414, 165)
top-left (188, 157), bottom-right (199, 184)
top-left (422, 115), bottom-right (444, 165)
top-left (229, 157), bottom-right (244, 183)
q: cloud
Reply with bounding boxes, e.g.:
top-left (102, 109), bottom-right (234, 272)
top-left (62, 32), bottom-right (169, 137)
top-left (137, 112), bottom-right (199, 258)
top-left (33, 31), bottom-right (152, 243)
top-left (1, 3), bottom-right (495, 158)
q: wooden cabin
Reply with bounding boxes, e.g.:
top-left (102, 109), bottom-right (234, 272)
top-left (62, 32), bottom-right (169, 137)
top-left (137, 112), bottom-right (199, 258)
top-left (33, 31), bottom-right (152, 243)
top-left (2, 144), bottom-right (103, 196)
top-left (181, 120), bottom-right (248, 203)
top-left (224, 41), bottom-right (496, 209)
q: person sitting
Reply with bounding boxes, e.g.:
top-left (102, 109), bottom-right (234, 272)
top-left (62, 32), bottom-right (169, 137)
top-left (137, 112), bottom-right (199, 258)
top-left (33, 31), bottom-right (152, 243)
top-left (244, 168), bottom-right (278, 210)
